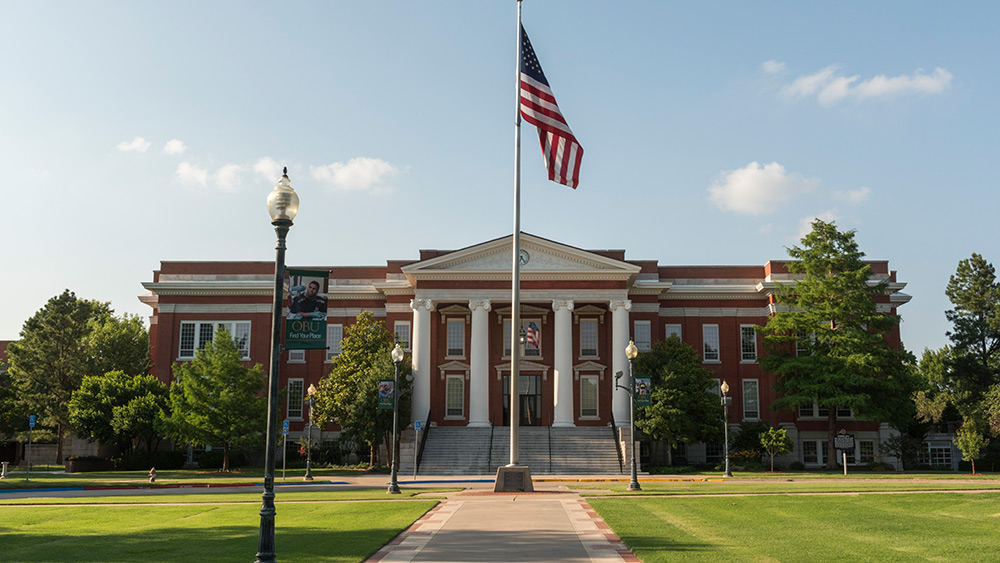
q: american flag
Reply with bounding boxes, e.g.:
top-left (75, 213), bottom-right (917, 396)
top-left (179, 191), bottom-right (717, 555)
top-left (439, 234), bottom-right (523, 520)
top-left (525, 321), bottom-right (540, 350)
top-left (519, 25), bottom-right (583, 189)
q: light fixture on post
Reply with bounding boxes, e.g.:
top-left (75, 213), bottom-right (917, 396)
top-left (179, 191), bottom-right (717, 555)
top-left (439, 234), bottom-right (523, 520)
top-left (387, 343), bottom-right (405, 494)
top-left (720, 380), bottom-right (732, 478)
top-left (256, 167), bottom-right (299, 563)
top-left (304, 383), bottom-right (317, 481)
top-left (624, 339), bottom-right (641, 491)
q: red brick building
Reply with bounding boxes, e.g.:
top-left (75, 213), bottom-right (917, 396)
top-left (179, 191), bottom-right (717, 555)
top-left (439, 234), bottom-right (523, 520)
top-left (140, 233), bottom-right (910, 468)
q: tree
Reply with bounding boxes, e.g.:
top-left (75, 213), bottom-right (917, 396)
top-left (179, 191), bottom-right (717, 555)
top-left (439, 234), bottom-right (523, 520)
top-left (166, 328), bottom-right (266, 471)
top-left (69, 371), bottom-right (169, 453)
top-left (314, 312), bottom-right (410, 467)
top-left (85, 313), bottom-right (150, 378)
top-left (760, 426), bottom-right (793, 472)
top-left (954, 425), bottom-right (988, 475)
top-left (633, 336), bottom-right (722, 466)
top-left (6, 290), bottom-right (111, 461)
top-left (759, 219), bottom-right (917, 469)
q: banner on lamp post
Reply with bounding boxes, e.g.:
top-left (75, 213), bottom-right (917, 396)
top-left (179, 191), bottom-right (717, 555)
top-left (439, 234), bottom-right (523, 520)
top-left (634, 377), bottom-right (652, 407)
top-left (377, 380), bottom-right (395, 410)
top-left (285, 269), bottom-right (329, 350)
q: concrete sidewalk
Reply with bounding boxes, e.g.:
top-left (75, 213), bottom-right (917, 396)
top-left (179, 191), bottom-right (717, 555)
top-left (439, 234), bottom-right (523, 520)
top-left (366, 480), bottom-right (638, 563)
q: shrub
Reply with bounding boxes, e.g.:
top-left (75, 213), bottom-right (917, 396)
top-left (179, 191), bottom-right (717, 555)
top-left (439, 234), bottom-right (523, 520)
top-left (788, 461), bottom-right (805, 470)
top-left (115, 450), bottom-right (185, 471)
top-left (197, 449), bottom-right (247, 469)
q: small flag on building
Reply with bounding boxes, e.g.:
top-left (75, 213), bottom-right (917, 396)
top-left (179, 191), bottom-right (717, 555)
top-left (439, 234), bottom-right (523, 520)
top-left (525, 321), bottom-right (541, 351)
top-left (519, 25), bottom-right (583, 188)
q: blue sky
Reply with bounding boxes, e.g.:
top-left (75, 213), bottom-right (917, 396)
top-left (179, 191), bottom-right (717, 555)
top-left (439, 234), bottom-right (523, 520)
top-left (2, 2), bottom-right (997, 356)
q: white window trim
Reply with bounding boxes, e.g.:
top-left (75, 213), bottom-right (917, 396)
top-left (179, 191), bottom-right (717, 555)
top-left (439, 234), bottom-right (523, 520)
top-left (178, 320), bottom-right (251, 360)
top-left (326, 324), bottom-right (343, 363)
top-left (394, 321), bottom-right (411, 351)
top-left (446, 318), bottom-right (466, 359)
top-left (798, 400), bottom-right (854, 420)
top-left (634, 320), bottom-right (651, 352)
top-left (579, 374), bottom-right (599, 419)
top-left (740, 324), bottom-right (758, 363)
top-left (288, 349), bottom-right (306, 363)
top-left (664, 323), bottom-right (682, 341)
top-left (444, 374), bottom-right (465, 420)
top-left (742, 378), bottom-right (759, 420)
top-left (286, 378), bottom-right (304, 421)
top-left (503, 318), bottom-right (544, 359)
top-left (702, 324), bottom-right (720, 363)
top-left (579, 318), bottom-right (599, 359)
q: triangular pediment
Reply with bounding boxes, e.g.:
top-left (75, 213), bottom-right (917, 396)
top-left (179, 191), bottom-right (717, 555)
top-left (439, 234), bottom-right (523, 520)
top-left (401, 233), bottom-right (641, 282)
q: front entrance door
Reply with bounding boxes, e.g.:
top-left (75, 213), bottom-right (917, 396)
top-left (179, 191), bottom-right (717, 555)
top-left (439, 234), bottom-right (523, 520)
top-left (501, 374), bottom-right (541, 426)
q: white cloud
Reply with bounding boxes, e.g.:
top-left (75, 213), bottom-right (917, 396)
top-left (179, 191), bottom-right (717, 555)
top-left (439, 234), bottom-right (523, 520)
top-left (762, 60), bottom-right (786, 74)
top-left (214, 164), bottom-right (243, 192)
top-left (796, 210), bottom-right (839, 239)
top-left (708, 161), bottom-right (819, 215)
top-left (117, 136), bottom-right (151, 152)
top-left (163, 139), bottom-right (187, 155)
top-left (176, 162), bottom-right (208, 187)
top-left (782, 65), bottom-right (952, 106)
top-left (254, 157), bottom-right (285, 181)
top-left (835, 186), bottom-right (871, 204)
top-left (311, 157), bottom-right (399, 191)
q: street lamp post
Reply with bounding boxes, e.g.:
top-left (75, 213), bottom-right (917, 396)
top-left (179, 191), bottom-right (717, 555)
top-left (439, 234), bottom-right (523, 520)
top-left (304, 384), bottom-right (317, 481)
top-left (256, 167), bottom-right (299, 563)
top-left (387, 343), bottom-right (405, 494)
top-left (616, 340), bottom-right (641, 492)
top-left (720, 380), bottom-right (732, 478)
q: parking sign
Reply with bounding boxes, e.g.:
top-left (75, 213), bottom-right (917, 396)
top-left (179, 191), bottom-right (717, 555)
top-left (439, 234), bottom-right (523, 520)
top-left (29, 415), bottom-right (35, 428)
top-left (282, 420), bottom-right (289, 435)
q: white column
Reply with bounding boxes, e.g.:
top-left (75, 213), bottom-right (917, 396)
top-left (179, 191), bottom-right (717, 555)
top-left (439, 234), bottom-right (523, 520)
top-left (468, 299), bottom-right (491, 427)
top-left (410, 298), bottom-right (434, 424)
top-left (552, 299), bottom-right (575, 427)
top-left (610, 299), bottom-right (632, 424)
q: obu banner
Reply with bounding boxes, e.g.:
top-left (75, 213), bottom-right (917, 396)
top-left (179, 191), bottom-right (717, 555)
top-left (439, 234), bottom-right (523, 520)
top-left (634, 377), bottom-right (652, 407)
top-left (285, 269), bottom-right (329, 350)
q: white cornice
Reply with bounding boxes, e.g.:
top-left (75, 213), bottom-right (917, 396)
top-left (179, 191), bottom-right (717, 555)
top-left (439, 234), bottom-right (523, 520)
top-left (157, 303), bottom-right (274, 314)
top-left (141, 280), bottom-right (273, 296)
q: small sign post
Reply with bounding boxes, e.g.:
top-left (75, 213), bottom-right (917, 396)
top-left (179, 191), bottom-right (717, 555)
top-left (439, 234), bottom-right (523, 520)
top-left (26, 415), bottom-right (35, 482)
top-left (834, 430), bottom-right (855, 476)
top-left (413, 420), bottom-right (421, 480)
top-left (282, 420), bottom-right (289, 480)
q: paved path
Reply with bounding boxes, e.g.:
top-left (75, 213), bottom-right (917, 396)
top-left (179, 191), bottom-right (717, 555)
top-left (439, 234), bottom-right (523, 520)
top-left (366, 481), bottom-right (638, 563)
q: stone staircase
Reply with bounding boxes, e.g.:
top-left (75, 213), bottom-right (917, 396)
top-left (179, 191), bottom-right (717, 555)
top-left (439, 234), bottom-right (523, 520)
top-left (399, 425), bottom-right (623, 475)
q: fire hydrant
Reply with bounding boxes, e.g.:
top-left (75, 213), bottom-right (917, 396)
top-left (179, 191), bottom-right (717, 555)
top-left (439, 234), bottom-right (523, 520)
top-left (148, 467), bottom-right (157, 483)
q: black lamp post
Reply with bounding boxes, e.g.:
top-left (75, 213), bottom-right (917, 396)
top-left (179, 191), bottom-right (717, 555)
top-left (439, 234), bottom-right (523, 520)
top-left (387, 343), bottom-right (405, 494)
top-left (615, 340), bottom-right (641, 491)
top-left (304, 383), bottom-right (317, 481)
top-left (720, 380), bottom-right (733, 478)
top-left (256, 167), bottom-right (299, 563)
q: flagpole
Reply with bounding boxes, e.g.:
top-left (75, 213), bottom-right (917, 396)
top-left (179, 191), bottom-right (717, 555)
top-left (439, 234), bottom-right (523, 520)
top-left (509, 0), bottom-right (523, 468)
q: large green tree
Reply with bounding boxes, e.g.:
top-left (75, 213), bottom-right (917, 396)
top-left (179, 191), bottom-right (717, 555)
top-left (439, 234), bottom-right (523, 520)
top-left (759, 219), bottom-right (916, 469)
top-left (69, 371), bottom-right (169, 453)
top-left (85, 312), bottom-right (150, 379)
top-left (166, 328), bottom-right (266, 471)
top-left (633, 336), bottom-right (722, 466)
top-left (314, 312), bottom-right (410, 466)
top-left (6, 290), bottom-right (112, 461)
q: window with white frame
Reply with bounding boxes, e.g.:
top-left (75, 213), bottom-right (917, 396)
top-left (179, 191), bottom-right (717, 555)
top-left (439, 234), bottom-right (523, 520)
top-left (580, 319), bottom-right (598, 357)
top-left (708, 377), bottom-right (721, 396)
top-left (706, 443), bottom-right (723, 463)
top-left (287, 379), bottom-right (304, 419)
top-left (702, 324), bottom-right (720, 362)
top-left (924, 446), bottom-right (953, 468)
top-left (799, 403), bottom-right (814, 417)
top-left (178, 321), bottom-right (251, 359)
top-left (580, 375), bottom-right (599, 418)
top-left (445, 375), bottom-right (464, 418)
top-left (743, 379), bottom-right (759, 419)
top-left (740, 325), bottom-right (757, 361)
top-left (326, 324), bottom-right (343, 362)
top-left (447, 319), bottom-right (465, 357)
top-left (394, 321), bottom-right (411, 351)
top-left (504, 319), bottom-right (542, 357)
top-left (803, 440), bottom-right (819, 464)
top-left (859, 440), bottom-right (875, 463)
top-left (837, 406), bottom-right (853, 418)
top-left (633, 320), bottom-right (651, 351)
top-left (795, 331), bottom-right (809, 357)
top-left (288, 349), bottom-right (305, 363)
top-left (664, 323), bottom-right (682, 341)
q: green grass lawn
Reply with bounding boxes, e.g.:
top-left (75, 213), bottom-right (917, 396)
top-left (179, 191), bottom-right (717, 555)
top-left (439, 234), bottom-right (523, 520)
top-left (570, 479), bottom-right (1000, 495)
top-left (0, 466), bottom-right (376, 490)
top-left (588, 492), bottom-right (1000, 563)
top-left (1, 497), bottom-right (436, 563)
top-left (0, 487), bottom-right (456, 505)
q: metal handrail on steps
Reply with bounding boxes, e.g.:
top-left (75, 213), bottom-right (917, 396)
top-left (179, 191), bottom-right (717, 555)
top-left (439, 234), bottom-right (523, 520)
top-left (487, 414), bottom-right (495, 473)
top-left (610, 413), bottom-right (624, 474)
top-left (414, 409), bottom-right (431, 475)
